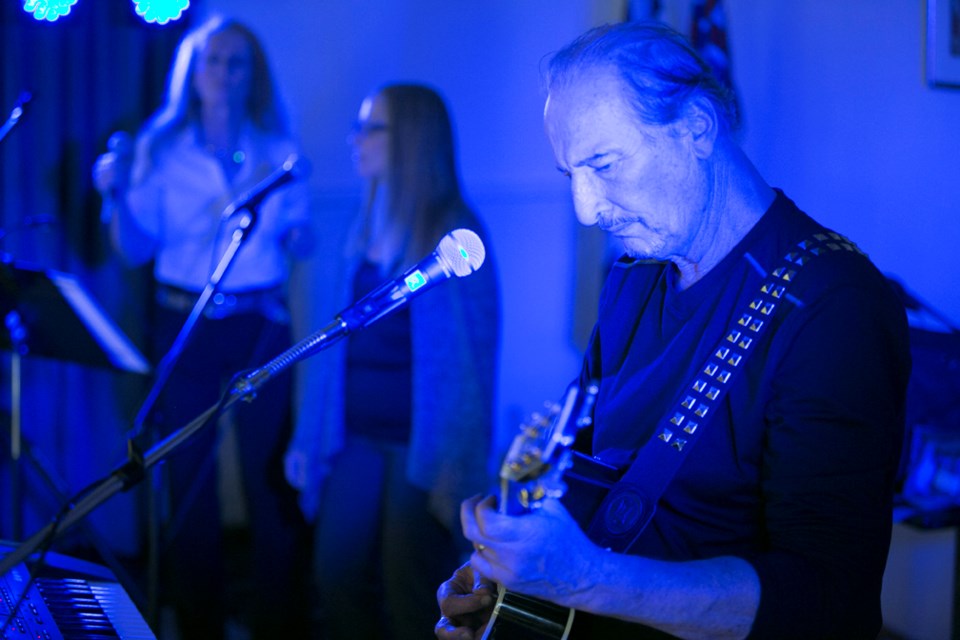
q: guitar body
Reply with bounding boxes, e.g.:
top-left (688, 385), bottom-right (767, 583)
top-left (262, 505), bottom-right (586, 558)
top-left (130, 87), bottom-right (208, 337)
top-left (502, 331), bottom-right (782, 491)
top-left (483, 589), bottom-right (575, 640)
top-left (480, 382), bottom-right (600, 640)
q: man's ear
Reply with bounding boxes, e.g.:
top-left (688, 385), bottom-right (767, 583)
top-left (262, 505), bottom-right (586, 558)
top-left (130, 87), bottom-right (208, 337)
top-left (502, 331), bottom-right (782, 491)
top-left (679, 96), bottom-right (719, 158)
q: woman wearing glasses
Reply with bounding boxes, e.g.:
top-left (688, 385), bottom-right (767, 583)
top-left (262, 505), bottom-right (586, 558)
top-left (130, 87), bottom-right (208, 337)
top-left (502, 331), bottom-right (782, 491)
top-left (285, 84), bottom-right (501, 640)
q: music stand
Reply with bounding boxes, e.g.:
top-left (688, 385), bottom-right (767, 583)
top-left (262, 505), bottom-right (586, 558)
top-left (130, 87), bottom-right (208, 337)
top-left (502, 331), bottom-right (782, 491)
top-left (0, 258), bottom-right (150, 538)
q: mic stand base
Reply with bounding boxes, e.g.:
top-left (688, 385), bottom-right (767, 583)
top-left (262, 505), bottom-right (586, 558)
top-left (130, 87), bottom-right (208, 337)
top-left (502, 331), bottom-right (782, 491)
top-left (0, 401), bottom-right (221, 578)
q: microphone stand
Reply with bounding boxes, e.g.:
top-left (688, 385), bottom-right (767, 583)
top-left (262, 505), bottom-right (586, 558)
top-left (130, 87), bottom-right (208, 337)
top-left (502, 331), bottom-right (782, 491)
top-left (0, 211), bottom-right (356, 580)
top-left (133, 209), bottom-right (257, 622)
top-left (0, 402), bottom-right (219, 577)
top-left (0, 316), bottom-right (353, 581)
top-left (130, 210), bottom-right (256, 439)
top-left (0, 227), bottom-right (485, 586)
top-left (0, 207), bottom-right (260, 612)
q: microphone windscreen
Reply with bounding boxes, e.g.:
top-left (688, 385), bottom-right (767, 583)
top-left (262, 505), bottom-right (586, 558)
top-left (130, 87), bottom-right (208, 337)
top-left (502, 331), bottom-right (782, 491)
top-left (283, 154), bottom-right (312, 180)
top-left (437, 228), bottom-right (485, 278)
top-left (108, 131), bottom-right (133, 156)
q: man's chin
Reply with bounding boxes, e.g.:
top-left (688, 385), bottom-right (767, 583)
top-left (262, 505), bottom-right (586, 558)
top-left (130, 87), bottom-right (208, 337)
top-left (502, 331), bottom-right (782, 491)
top-left (619, 239), bottom-right (659, 261)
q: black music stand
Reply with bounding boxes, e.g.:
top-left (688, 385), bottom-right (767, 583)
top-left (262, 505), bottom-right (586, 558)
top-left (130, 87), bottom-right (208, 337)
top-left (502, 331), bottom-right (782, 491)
top-left (0, 259), bottom-right (150, 372)
top-left (0, 258), bottom-right (150, 539)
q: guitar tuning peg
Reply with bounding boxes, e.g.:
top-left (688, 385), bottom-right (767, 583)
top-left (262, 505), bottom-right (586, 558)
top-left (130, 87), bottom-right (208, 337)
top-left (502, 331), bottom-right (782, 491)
top-left (520, 452), bottom-right (537, 466)
top-left (544, 482), bottom-right (567, 500)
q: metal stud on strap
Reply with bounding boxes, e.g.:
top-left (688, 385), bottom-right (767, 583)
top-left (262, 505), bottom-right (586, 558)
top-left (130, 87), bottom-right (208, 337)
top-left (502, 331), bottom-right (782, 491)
top-left (653, 230), bottom-right (863, 456)
top-left (589, 229), bottom-right (867, 555)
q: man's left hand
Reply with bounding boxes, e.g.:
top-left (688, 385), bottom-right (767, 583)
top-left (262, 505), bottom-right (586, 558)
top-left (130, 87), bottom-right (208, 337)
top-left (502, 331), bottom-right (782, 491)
top-left (460, 493), bottom-right (598, 607)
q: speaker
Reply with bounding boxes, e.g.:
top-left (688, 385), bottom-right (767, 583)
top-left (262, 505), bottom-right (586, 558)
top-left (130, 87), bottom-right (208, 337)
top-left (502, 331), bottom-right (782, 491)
top-left (899, 327), bottom-right (960, 511)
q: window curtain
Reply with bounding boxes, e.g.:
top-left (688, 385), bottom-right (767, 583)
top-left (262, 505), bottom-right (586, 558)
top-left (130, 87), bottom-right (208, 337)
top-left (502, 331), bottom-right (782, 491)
top-left (0, 1), bottom-right (191, 570)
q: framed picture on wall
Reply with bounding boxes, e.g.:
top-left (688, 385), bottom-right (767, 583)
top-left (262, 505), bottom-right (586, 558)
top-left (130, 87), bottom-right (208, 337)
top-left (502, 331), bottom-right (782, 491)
top-left (925, 0), bottom-right (960, 88)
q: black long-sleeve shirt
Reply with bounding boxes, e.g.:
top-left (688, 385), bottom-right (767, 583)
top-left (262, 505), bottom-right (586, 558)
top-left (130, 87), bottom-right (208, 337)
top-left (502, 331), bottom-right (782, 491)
top-left (574, 190), bottom-right (911, 639)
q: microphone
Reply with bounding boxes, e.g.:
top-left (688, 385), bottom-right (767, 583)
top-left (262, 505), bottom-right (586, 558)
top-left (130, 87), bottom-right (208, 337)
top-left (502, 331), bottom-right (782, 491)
top-left (108, 130), bottom-right (133, 155)
top-left (231, 228), bottom-right (485, 397)
top-left (221, 154), bottom-right (309, 219)
top-left (98, 131), bottom-right (133, 223)
top-left (339, 227), bottom-right (486, 331)
top-left (0, 90), bottom-right (30, 144)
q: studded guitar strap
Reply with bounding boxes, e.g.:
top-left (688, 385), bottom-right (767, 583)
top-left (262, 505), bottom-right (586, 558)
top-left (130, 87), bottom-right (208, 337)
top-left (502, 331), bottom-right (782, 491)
top-left (585, 231), bottom-right (863, 553)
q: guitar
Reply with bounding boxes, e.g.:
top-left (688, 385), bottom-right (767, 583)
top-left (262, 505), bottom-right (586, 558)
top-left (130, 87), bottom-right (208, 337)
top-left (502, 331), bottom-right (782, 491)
top-left (481, 382), bottom-right (599, 640)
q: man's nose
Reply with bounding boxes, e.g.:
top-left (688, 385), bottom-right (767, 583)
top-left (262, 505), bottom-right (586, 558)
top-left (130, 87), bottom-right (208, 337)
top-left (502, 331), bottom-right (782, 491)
top-left (571, 172), bottom-right (603, 226)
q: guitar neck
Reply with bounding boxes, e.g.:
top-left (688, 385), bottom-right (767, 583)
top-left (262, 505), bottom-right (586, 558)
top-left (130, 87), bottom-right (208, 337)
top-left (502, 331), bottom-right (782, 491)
top-left (483, 382), bottom-right (598, 640)
top-left (497, 384), bottom-right (591, 516)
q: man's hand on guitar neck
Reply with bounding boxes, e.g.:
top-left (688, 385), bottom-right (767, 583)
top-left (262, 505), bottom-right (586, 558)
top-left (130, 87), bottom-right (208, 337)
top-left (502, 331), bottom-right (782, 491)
top-left (463, 494), bottom-right (597, 606)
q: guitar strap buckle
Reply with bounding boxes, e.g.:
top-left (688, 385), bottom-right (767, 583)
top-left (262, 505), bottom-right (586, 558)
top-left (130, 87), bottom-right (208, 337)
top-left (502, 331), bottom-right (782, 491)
top-left (586, 482), bottom-right (656, 552)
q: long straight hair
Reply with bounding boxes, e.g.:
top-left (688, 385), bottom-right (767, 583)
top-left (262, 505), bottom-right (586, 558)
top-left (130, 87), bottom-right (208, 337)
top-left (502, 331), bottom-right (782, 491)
top-left (356, 84), bottom-right (470, 272)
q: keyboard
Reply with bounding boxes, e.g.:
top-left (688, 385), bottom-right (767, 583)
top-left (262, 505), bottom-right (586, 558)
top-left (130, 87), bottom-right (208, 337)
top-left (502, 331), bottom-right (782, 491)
top-left (1, 545), bottom-right (155, 639)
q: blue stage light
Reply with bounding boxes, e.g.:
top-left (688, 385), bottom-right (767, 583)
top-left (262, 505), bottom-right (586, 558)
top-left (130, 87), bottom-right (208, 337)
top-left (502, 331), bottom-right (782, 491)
top-left (133, 0), bottom-right (189, 24)
top-left (23, 0), bottom-right (79, 21)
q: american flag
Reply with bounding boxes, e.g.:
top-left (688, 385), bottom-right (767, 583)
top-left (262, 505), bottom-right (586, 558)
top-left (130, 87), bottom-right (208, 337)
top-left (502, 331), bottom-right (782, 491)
top-left (690, 0), bottom-right (734, 91)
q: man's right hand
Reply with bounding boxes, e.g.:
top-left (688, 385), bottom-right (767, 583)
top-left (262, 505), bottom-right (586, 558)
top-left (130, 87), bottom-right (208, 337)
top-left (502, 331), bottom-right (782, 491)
top-left (435, 561), bottom-right (496, 640)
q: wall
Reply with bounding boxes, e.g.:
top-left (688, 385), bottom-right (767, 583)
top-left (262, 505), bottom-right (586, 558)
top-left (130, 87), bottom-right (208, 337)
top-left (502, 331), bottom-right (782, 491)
top-left (202, 0), bottom-right (960, 453)
top-left (727, 1), bottom-right (960, 330)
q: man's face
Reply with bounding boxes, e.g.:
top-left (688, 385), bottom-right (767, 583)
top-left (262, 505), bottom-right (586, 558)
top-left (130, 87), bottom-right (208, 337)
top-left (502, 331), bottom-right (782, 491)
top-left (544, 69), bottom-right (708, 263)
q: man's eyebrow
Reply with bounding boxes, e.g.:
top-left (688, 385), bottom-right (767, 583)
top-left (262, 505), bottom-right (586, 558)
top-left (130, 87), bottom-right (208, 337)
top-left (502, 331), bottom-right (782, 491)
top-left (574, 152), bottom-right (611, 168)
top-left (556, 152), bottom-right (613, 173)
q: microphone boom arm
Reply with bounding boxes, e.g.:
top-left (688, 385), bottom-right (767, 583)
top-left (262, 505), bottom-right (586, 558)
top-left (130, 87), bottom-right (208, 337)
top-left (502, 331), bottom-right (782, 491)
top-left (0, 228), bottom-right (485, 578)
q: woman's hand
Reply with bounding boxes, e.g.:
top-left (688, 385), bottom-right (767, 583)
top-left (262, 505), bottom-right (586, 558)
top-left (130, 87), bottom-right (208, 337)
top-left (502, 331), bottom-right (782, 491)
top-left (283, 448), bottom-right (308, 490)
top-left (92, 133), bottom-right (133, 198)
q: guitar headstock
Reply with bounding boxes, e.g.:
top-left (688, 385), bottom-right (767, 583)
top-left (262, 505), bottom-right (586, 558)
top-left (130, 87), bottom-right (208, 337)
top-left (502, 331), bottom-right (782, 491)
top-left (498, 382), bottom-right (598, 516)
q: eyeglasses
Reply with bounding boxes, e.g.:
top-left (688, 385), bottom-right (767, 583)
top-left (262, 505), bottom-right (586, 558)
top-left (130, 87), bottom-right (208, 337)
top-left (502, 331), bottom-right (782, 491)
top-left (350, 121), bottom-right (390, 137)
